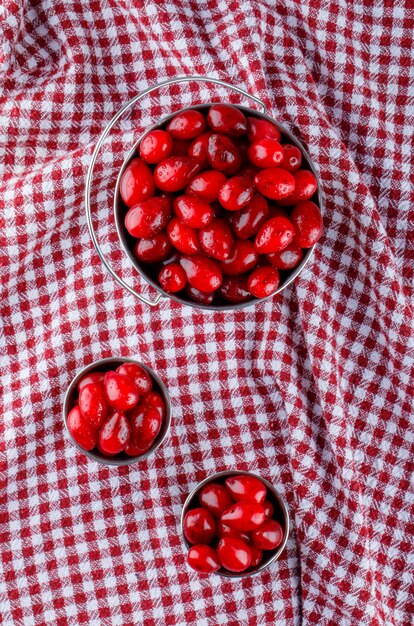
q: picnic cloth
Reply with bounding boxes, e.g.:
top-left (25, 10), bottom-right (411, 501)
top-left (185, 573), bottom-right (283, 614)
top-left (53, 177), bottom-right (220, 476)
top-left (1, 1), bottom-right (414, 624)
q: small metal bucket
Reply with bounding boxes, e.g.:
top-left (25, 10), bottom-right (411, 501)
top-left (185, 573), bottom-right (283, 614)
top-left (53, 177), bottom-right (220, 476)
top-left (181, 470), bottom-right (290, 578)
top-left (86, 75), bottom-right (323, 310)
top-left (63, 357), bottom-right (171, 466)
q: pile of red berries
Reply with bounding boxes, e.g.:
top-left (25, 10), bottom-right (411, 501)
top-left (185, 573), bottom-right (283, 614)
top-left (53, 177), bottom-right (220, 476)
top-left (120, 104), bottom-right (323, 306)
top-left (67, 362), bottom-right (166, 458)
top-left (183, 474), bottom-right (284, 574)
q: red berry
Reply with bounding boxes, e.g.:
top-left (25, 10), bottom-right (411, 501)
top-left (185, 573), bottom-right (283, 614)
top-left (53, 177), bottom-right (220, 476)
top-left (266, 242), bottom-right (304, 270)
top-left (116, 363), bottom-right (152, 396)
top-left (217, 537), bottom-right (252, 572)
top-left (130, 404), bottom-right (162, 447)
top-left (254, 168), bottom-right (295, 200)
top-left (180, 255), bottom-right (222, 292)
top-left (174, 195), bottom-right (214, 229)
top-left (183, 508), bottom-right (216, 545)
top-left (104, 371), bottom-right (140, 411)
top-left (188, 132), bottom-right (213, 168)
top-left (219, 276), bottom-right (251, 303)
top-left (207, 134), bottom-right (241, 175)
top-left (119, 158), bottom-right (155, 206)
top-left (198, 482), bottom-right (234, 517)
top-left (171, 139), bottom-right (191, 156)
top-left (207, 104), bottom-right (247, 138)
top-left (79, 383), bottom-right (109, 429)
top-left (225, 475), bottom-right (267, 505)
top-left (246, 117), bottom-right (281, 143)
top-left (230, 194), bottom-right (269, 239)
top-left (216, 521), bottom-right (250, 544)
top-left (249, 544), bottom-right (263, 567)
top-left (139, 130), bottom-right (173, 164)
top-left (221, 502), bottom-right (266, 532)
top-left (98, 411), bottom-right (131, 456)
top-left (278, 170), bottom-right (317, 205)
top-left (280, 144), bottom-right (302, 172)
top-left (185, 285), bottom-right (215, 305)
top-left (218, 175), bottom-right (254, 211)
top-left (186, 170), bottom-right (227, 202)
top-left (247, 266), bottom-right (280, 298)
top-left (238, 163), bottom-right (260, 179)
top-left (167, 110), bottom-right (206, 139)
top-left (124, 437), bottom-right (153, 457)
top-left (263, 500), bottom-right (274, 518)
top-left (248, 139), bottom-right (283, 168)
top-left (154, 156), bottom-right (201, 192)
top-left (67, 405), bottom-right (97, 451)
top-left (143, 391), bottom-right (165, 418)
top-left (220, 240), bottom-right (258, 276)
top-left (254, 216), bottom-right (295, 254)
top-left (187, 544), bottom-right (220, 574)
top-left (199, 218), bottom-right (234, 261)
top-left (251, 519), bottom-right (283, 550)
top-left (167, 218), bottom-right (200, 255)
top-left (158, 263), bottom-right (187, 293)
top-left (134, 232), bottom-right (172, 263)
top-left (290, 200), bottom-right (323, 247)
top-left (77, 372), bottom-right (105, 392)
top-left (125, 197), bottom-right (171, 238)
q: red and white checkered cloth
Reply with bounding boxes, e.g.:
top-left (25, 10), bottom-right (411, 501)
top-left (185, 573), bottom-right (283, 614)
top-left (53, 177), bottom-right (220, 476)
top-left (1, 1), bottom-right (414, 624)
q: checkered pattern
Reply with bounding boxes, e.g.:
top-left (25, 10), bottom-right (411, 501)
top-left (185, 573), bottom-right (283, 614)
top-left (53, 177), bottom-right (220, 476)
top-left (1, 0), bottom-right (413, 624)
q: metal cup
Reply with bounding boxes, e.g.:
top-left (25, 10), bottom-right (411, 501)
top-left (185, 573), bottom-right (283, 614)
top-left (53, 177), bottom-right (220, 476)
top-left (181, 470), bottom-right (290, 577)
top-left (86, 75), bottom-right (323, 310)
top-left (63, 357), bottom-right (171, 466)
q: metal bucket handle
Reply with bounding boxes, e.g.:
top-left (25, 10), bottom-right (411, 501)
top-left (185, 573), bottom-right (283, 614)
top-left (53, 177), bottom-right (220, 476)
top-left (85, 75), bottom-right (267, 307)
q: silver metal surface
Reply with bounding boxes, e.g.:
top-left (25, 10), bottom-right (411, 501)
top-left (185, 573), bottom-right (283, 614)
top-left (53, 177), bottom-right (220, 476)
top-left (113, 101), bottom-right (323, 310)
top-left (85, 75), bottom-right (267, 307)
top-left (63, 357), bottom-right (171, 466)
top-left (181, 470), bottom-right (290, 578)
